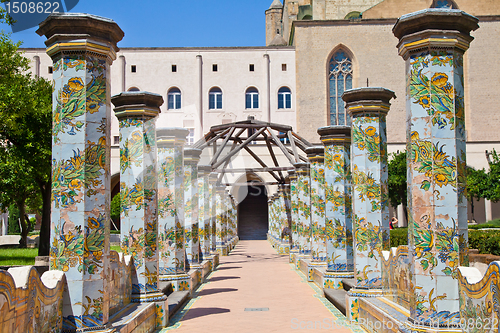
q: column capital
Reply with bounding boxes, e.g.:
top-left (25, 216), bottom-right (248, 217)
top-left (157, 127), bottom-right (189, 147)
top-left (393, 9), bottom-right (478, 60)
top-left (198, 164), bottom-right (212, 176)
top-left (305, 146), bottom-right (324, 162)
top-left (112, 91), bottom-right (163, 120)
top-left (184, 148), bottom-right (202, 165)
top-left (343, 87), bottom-right (396, 118)
top-left (293, 162), bottom-right (310, 174)
top-left (37, 13), bottom-right (124, 60)
top-left (318, 126), bottom-right (351, 145)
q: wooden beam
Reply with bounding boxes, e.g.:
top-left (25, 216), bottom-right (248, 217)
top-left (214, 167), bottom-right (295, 173)
top-left (288, 130), bottom-right (300, 163)
top-left (241, 145), bottom-right (282, 183)
top-left (212, 127), bottom-right (266, 169)
top-left (266, 127), bottom-right (295, 164)
top-left (285, 147), bottom-right (308, 162)
top-left (292, 131), bottom-right (313, 148)
top-left (264, 134), bottom-right (285, 182)
top-left (195, 127), bottom-right (231, 150)
top-left (216, 140), bottom-right (238, 185)
top-left (209, 127), bottom-right (235, 165)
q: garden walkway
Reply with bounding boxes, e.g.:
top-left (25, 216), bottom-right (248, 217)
top-left (162, 240), bottom-right (366, 332)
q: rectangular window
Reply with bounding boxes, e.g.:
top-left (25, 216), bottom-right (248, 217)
top-left (187, 129), bottom-right (195, 145)
top-left (212, 64), bottom-right (218, 72)
top-left (249, 64), bottom-right (255, 72)
top-left (278, 94), bottom-right (284, 109)
top-left (282, 64), bottom-right (287, 71)
top-left (168, 94), bottom-right (174, 109)
top-left (172, 64), bottom-right (177, 72)
top-left (131, 65), bottom-right (136, 73)
top-left (209, 95), bottom-right (215, 109)
top-left (48, 66), bottom-right (53, 74)
top-left (285, 94), bottom-right (291, 108)
top-left (113, 136), bottom-right (119, 145)
top-left (253, 94), bottom-right (258, 109)
top-left (245, 94), bottom-right (251, 109)
top-left (216, 94), bottom-right (222, 109)
top-left (175, 94), bottom-right (181, 108)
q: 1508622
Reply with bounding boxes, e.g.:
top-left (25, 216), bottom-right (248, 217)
top-left (4, 2), bottom-right (60, 14)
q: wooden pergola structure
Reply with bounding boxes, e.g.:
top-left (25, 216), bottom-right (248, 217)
top-left (192, 117), bottom-right (313, 186)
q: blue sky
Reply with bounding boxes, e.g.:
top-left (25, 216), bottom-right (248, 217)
top-left (1, 0), bottom-right (276, 48)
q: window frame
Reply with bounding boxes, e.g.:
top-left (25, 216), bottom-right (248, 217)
top-left (167, 87), bottom-right (182, 110)
top-left (277, 87), bottom-right (292, 109)
top-left (328, 50), bottom-right (353, 126)
top-left (209, 87), bottom-right (223, 110)
top-left (245, 87), bottom-right (259, 109)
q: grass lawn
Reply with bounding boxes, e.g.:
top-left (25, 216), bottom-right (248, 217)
top-left (0, 247), bottom-right (38, 266)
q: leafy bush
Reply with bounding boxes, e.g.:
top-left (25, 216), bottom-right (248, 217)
top-left (468, 219), bottom-right (500, 230)
top-left (7, 204), bottom-right (20, 234)
top-left (390, 228), bottom-right (408, 248)
top-left (110, 193), bottom-right (120, 225)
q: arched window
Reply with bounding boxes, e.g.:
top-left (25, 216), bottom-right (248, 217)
top-left (245, 87), bottom-right (259, 109)
top-left (209, 87), bottom-right (223, 110)
top-left (167, 87), bottom-right (181, 110)
top-left (431, 0), bottom-right (457, 8)
top-left (278, 87), bottom-right (292, 109)
top-left (329, 50), bottom-right (353, 126)
top-left (128, 87), bottom-right (140, 92)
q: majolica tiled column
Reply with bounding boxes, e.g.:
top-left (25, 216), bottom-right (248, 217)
top-left (295, 163), bottom-right (312, 258)
top-left (289, 171), bottom-right (300, 263)
top-left (38, 13), bottom-right (123, 330)
top-left (209, 173), bottom-right (218, 253)
top-left (344, 87), bottom-right (395, 322)
top-left (184, 148), bottom-right (202, 269)
top-left (394, 10), bottom-right (478, 329)
top-left (198, 165), bottom-right (212, 260)
top-left (215, 186), bottom-right (228, 255)
top-left (112, 92), bottom-right (165, 304)
top-left (277, 185), bottom-right (291, 255)
top-left (306, 147), bottom-right (327, 263)
top-left (318, 126), bottom-right (354, 289)
top-left (157, 128), bottom-right (189, 292)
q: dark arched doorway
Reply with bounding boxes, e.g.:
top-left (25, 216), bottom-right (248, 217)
top-left (237, 183), bottom-right (268, 240)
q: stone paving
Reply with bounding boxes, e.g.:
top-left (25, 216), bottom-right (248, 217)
top-left (162, 240), bottom-right (366, 332)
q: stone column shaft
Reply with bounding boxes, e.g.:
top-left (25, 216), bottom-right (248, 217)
top-left (306, 147), bottom-right (327, 262)
top-left (295, 163), bottom-right (311, 256)
top-left (184, 148), bottom-right (202, 267)
top-left (289, 171), bottom-right (300, 260)
top-left (38, 13), bottom-right (123, 330)
top-left (318, 126), bottom-right (354, 280)
top-left (394, 9), bottom-right (478, 327)
top-left (198, 165), bottom-right (212, 258)
top-left (112, 92), bottom-right (164, 303)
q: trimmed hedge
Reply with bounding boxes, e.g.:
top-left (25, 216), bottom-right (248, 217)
top-left (389, 228), bottom-right (500, 256)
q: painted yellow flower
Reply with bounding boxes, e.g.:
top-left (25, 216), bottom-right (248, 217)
top-left (419, 146), bottom-right (431, 160)
top-left (88, 217), bottom-right (100, 229)
top-left (332, 153), bottom-right (342, 161)
top-left (418, 96), bottom-right (431, 108)
top-left (432, 72), bottom-right (448, 88)
top-left (135, 196), bottom-right (143, 206)
top-left (69, 178), bottom-right (83, 190)
top-left (131, 131), bottom-right (142, 142)
top-left (357, 142), bottom-right (365, 150)
top-left (365, 126), bottom-right (377, 137)
top-left (367, 191), bottom-right (376, 200)
top-left (62, 264), bottom-right (69, 272)
top-left (411, 131), bottom-right (420, 141)
top-left (434, 173), bottom-right (448, 186)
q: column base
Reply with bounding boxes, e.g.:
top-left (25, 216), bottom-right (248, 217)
top-left (346, 288), bottom-right (384, 323)
top-left (293, 254), bottom-right (312, 270)
top-left (209, 252), bottom-right (220, 269)
top-left (158, 273), bottom-right (191, 293)
top-left (357, 296), bottom-right (462, 332)
top-left (322, 271), bottom-right (355, 290)
top-left (289, 249), bottom-right (299, 264)
top-left (278, 242), bottom-right (290, 255)
top-left (216, 244), bottom-right (228, 256)
top-left (299, 259), bottom-right (327, 282)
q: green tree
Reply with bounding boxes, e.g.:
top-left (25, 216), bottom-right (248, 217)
top-left (388, 151), bottom-right (407, 216)
top-left (466, 166), bottom-right (488, 221)
top-left (486, 149), bottom-right (500, 203)
top-left (0, 32), bottom-right (52, 253)
top-left (110, 193), bottom-right (120, 229)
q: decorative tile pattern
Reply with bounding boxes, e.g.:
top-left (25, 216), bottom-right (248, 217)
top-left (157, 129), bottom-right (188, 277)
top-left (114, 94), bottom-right (163, 303)
top-left (295, 163), bottom-right (311, 255)
top-left (49, 43), bottom-right (114, 331)
top-left (198, 166), bottom-right (212, 258)
top-left (184, 149), bottom-right (202, 266)
top-left (319, 127), bottom-right (354, 275)
top-left (215, 187), bottom-right (227, 255)
top-left (350, 105), bottom-right (390, 289)
top-left (308, 149), bottom-right (327, 262)
top-left (289, 171), bottom-right (300, 255)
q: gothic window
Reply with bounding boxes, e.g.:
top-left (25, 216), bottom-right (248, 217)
top-left (167, 87), bottom-right (181, 110)
top-left (278, 87), bottom-right (292, 109)
top-left (245, 87), bottom-right (259, 109)
top-left (329, 51), bottom-right (352, 126)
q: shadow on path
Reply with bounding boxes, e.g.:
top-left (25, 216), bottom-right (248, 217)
top-left (197, 287), bottom-right (238, 297)
top-left (208, 276), bottom-right (241, 282)
top-left (181, 307), bottom-right (231, 321)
